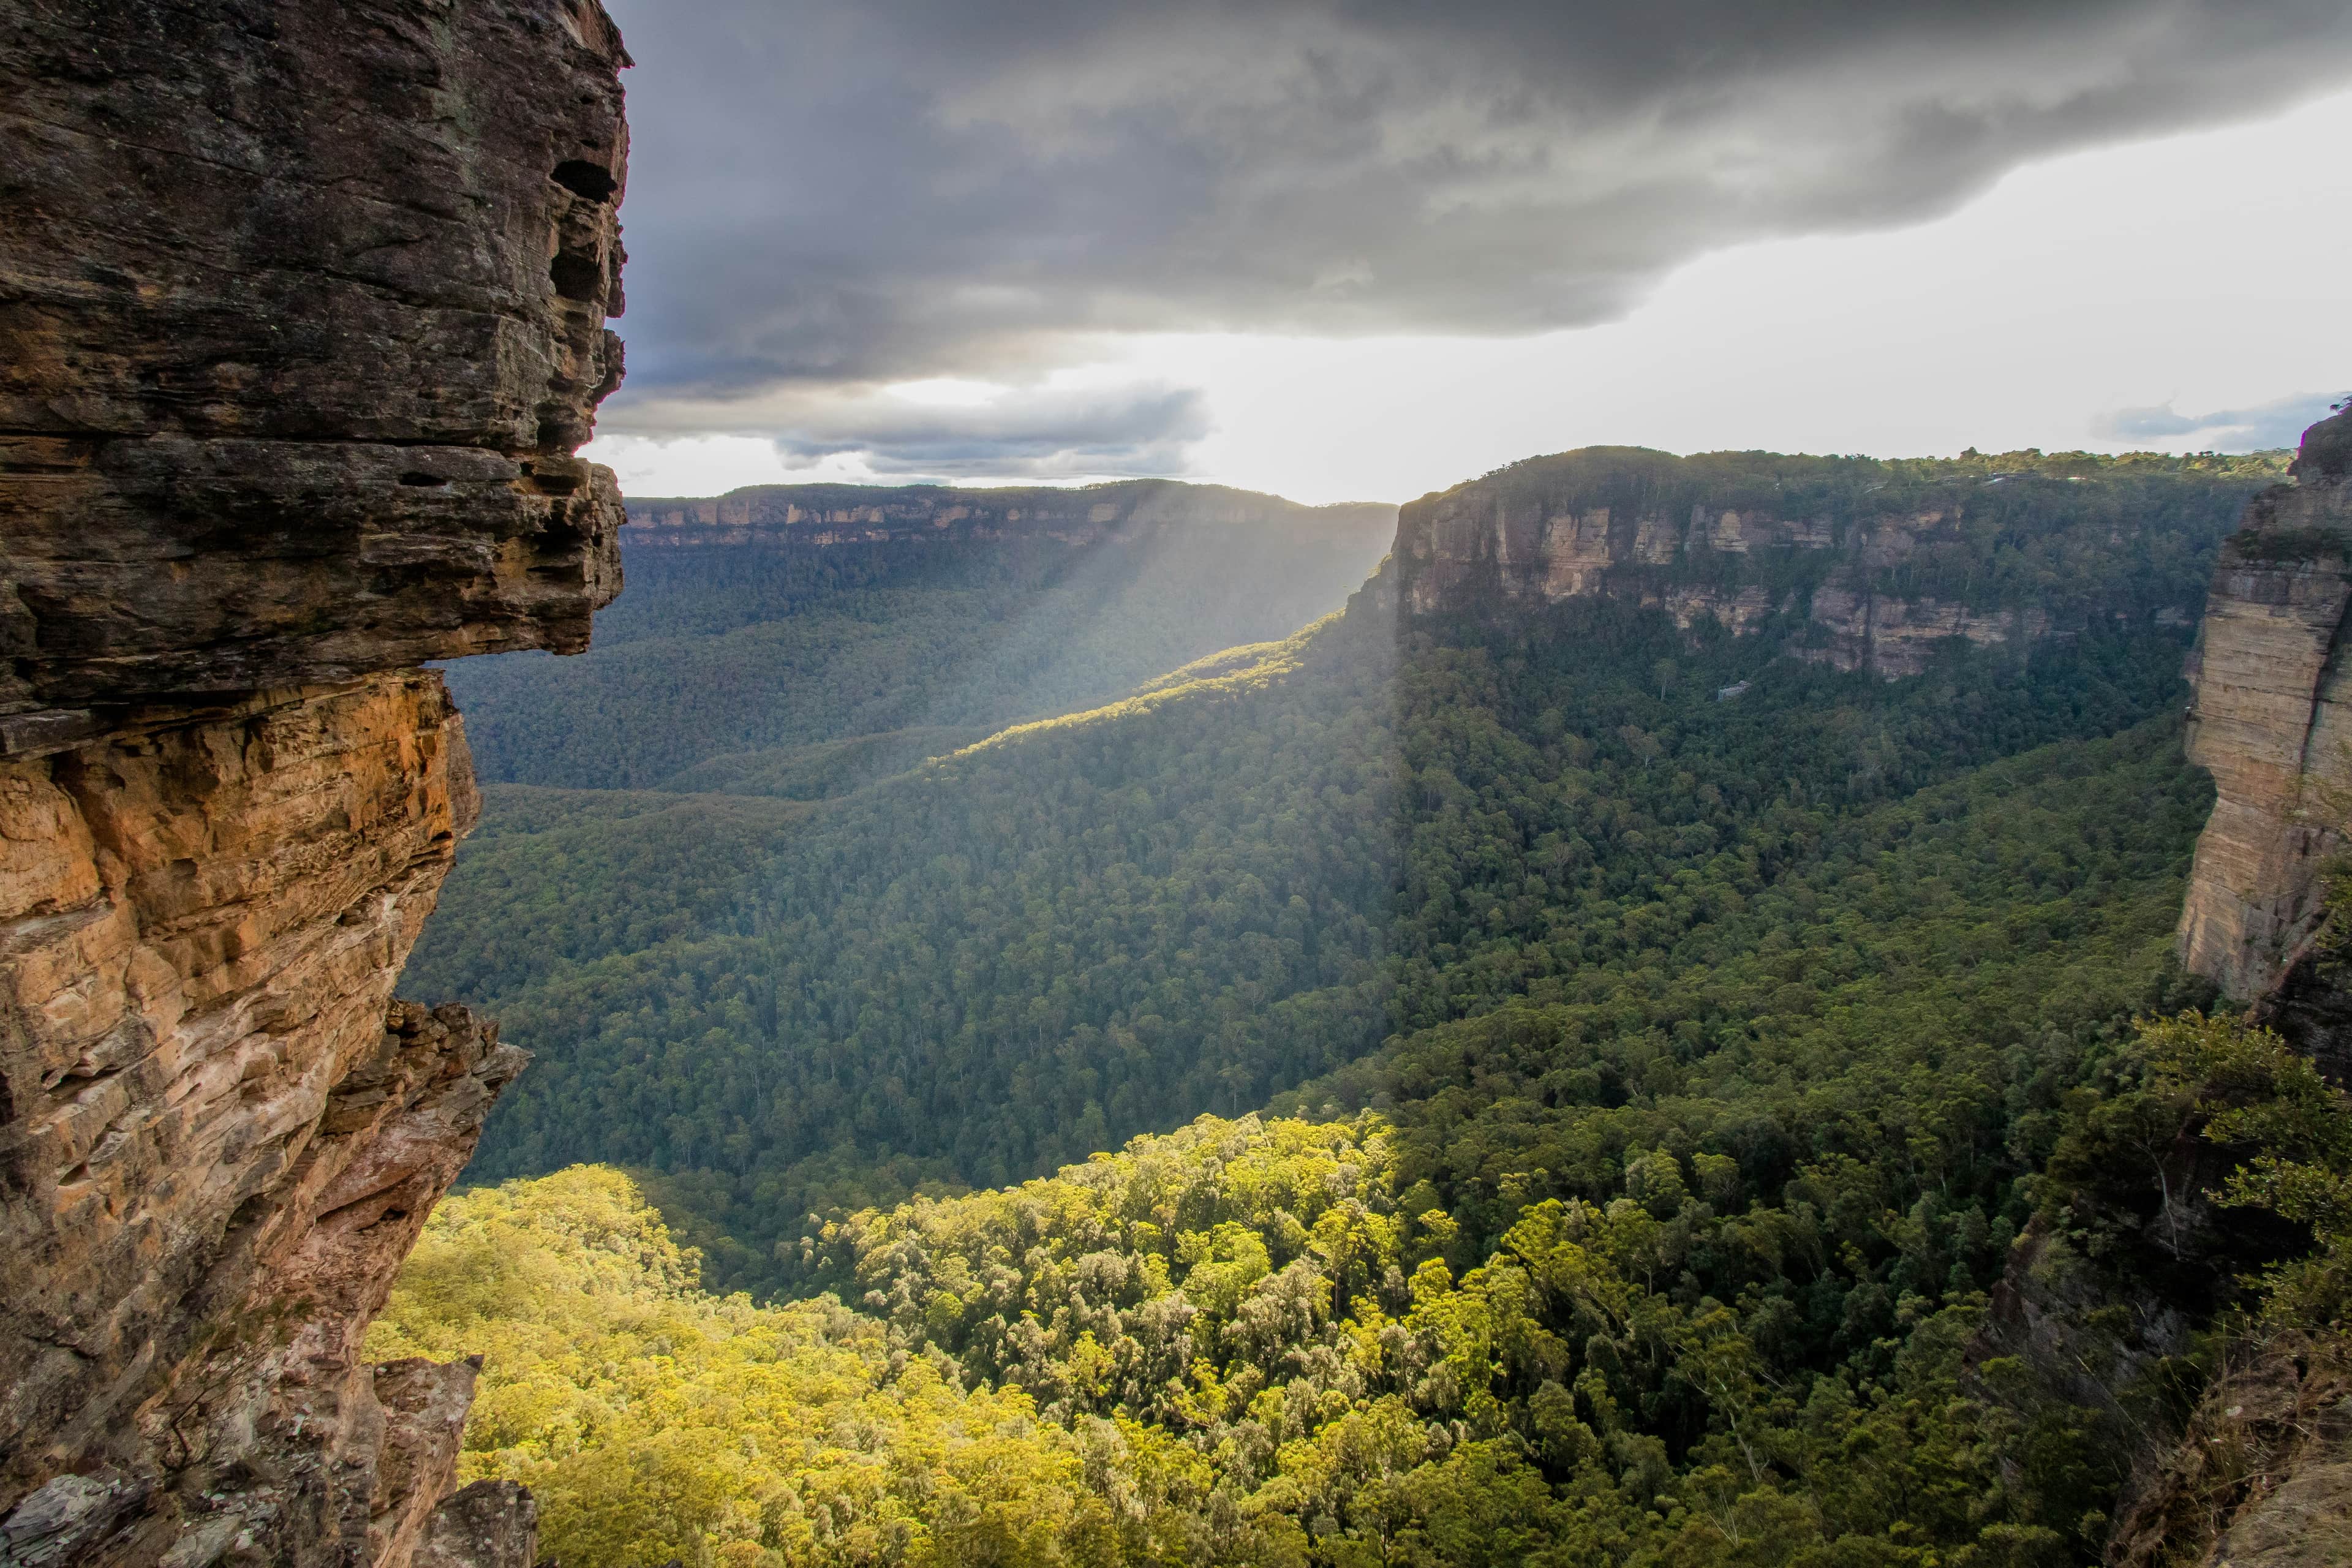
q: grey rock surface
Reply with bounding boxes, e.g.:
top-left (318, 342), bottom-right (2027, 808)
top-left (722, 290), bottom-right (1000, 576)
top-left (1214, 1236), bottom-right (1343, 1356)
top-left (0, 0), bottom-right (630, 722)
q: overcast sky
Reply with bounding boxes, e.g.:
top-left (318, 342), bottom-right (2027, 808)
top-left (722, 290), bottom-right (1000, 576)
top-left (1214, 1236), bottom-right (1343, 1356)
top-left (585, 1), bottom-right (2352, 504)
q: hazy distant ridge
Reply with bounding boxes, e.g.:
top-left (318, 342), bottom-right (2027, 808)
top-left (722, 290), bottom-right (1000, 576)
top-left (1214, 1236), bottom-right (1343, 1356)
top-left (622, 477), bottom-right (1396, 544)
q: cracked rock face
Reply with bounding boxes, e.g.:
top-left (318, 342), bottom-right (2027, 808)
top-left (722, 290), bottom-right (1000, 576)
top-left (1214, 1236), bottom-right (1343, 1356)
top-left (2177, 406), bottom-right (2352, 1008)
top-left (0, 681), bottom-right (521, 1565)
top-left (0, 0), bottom-right (629, 730)
top-left (412, 1482), bottom-right (539, 1568)
top-left (1392, 455), bottom-right (2138, 678)
top-left (0, 1), bottom-right (629, 1564)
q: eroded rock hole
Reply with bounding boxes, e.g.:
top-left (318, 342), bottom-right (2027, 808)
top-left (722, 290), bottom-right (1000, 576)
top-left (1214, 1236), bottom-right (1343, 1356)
top-left (397, 472), bottom-right (445, 488)
top-left (550, 159), bottom-right (618, 203)
top-left (549, 249), bottom-right (601, 302)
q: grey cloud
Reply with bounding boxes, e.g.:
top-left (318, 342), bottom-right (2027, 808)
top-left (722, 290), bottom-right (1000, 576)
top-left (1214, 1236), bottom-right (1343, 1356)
top-left (2096, 391), bottom-right (2346, 451)
top-left (766, 381), bottom-right (1212, 480)
top-left (597, 0), bottom-right (2352, 468)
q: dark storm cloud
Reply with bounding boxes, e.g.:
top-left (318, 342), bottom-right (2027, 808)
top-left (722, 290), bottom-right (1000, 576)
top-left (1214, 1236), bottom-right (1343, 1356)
top-left (598, 0), bottom-right (2352, 467)
top-left (2097, 391), bottom-right (2348, 452)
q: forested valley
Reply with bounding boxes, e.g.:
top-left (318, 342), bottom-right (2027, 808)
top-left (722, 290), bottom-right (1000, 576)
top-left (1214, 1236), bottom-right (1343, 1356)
top-left (441, 480), bottom-right (1396, 792)
top-left (383, 447), bottom-right (2350, 1567)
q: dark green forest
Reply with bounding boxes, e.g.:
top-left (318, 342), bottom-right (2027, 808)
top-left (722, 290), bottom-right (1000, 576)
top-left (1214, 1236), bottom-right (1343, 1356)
top-left (391, 450), bottom-right (2336, 1566)
top-left (443, 495), bottom-right (1394, 791)
top-left (410, 451), bottom-right (2274, 1289)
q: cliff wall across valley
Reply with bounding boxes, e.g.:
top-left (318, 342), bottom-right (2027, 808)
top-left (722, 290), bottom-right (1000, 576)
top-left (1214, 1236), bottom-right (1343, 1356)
top-left (623, 478), bottom-right (1396, 551)
top-left (0, 3), bottom-right (628, 1564)
top-left (1392, 445), bottom-right (2266, 677)
top-left (430, 478), bottom-right (1400, 794)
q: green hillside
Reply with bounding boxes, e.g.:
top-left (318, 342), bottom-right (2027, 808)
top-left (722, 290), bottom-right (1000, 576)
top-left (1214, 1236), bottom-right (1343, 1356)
top-left (383, 449), bottom-right (2329, 1567)
top-left (443, 488), bottom-right (1396, 791)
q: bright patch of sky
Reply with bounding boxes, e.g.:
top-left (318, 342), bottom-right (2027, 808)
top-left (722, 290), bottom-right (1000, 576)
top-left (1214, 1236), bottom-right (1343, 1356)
top-left (586, 88), bottom-right (2352, 507)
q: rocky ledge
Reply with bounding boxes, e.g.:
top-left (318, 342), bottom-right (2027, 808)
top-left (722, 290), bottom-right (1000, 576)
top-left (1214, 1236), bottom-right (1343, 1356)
top-left (0, 2), bottom-right (629, 1564)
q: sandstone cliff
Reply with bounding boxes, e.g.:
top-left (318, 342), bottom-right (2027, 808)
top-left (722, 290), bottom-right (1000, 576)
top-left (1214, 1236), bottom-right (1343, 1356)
top-left (2081, 404), bottom-right (2352, 1568)
top-left (0, 0), bottom-right (627, 748)
top-left (0, 2), bottom-right (628, 1564)
top-left (2176, 404), bottom-right (2352, 1017)
top-left (1391, 445), bottom-right (2265, 677)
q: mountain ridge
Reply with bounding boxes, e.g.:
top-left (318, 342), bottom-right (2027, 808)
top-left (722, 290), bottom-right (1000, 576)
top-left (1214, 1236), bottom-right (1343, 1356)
top-left (622, 477), bottom-right (1398, 548)
top-left (443, 480), bottom-right (1401, 791)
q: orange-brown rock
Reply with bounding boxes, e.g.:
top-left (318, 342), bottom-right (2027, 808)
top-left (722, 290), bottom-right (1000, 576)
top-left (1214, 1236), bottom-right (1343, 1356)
top-left (0, 1), bottom-right (630, 1562)
top-left (2177, 405), bottom-right (2352, 1003)
top-left (0, 677), bottom-right (519, 1564)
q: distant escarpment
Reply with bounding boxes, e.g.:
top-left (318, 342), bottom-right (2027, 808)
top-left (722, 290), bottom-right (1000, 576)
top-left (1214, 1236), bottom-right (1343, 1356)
top-left (1393, 445), bottom-right (2278, 677)
top-left (0, 3), bottom-right (626, 1566)
top-left (625, 477), bottom-right (1393, 549)
top-left (440, 480), bottom-right (1399, 791)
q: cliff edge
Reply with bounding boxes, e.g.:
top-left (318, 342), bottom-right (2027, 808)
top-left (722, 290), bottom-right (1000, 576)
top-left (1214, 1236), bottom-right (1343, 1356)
top-left (2100, 403), bottom-right (2352, 1568)
top-left (1391, 445), bottom-right (2267, 677)
top-left (0, 3), bottom-right (628, 1564)
top-left (2177, 404), bottom-right (2352, 1023)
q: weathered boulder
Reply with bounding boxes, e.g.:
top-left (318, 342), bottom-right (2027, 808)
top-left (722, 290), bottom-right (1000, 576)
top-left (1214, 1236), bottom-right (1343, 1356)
top-left (413, 1482), bottom-right (540, 1568)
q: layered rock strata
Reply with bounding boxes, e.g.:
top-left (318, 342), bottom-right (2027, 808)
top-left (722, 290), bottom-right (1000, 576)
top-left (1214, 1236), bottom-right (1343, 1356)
top-left (1392, 447), bottom-right (2224, 677)
top-left (0, 1), bottom-right (629, 1563)
top-left (2106, 407), bottom-right (2352, 1564)
top-left (0, 0), bottom-right (629, 742)
top-left (0, 665), bottom-right (534, 1568)
top-left (2177, 405), bottom-right (2352, 1011)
